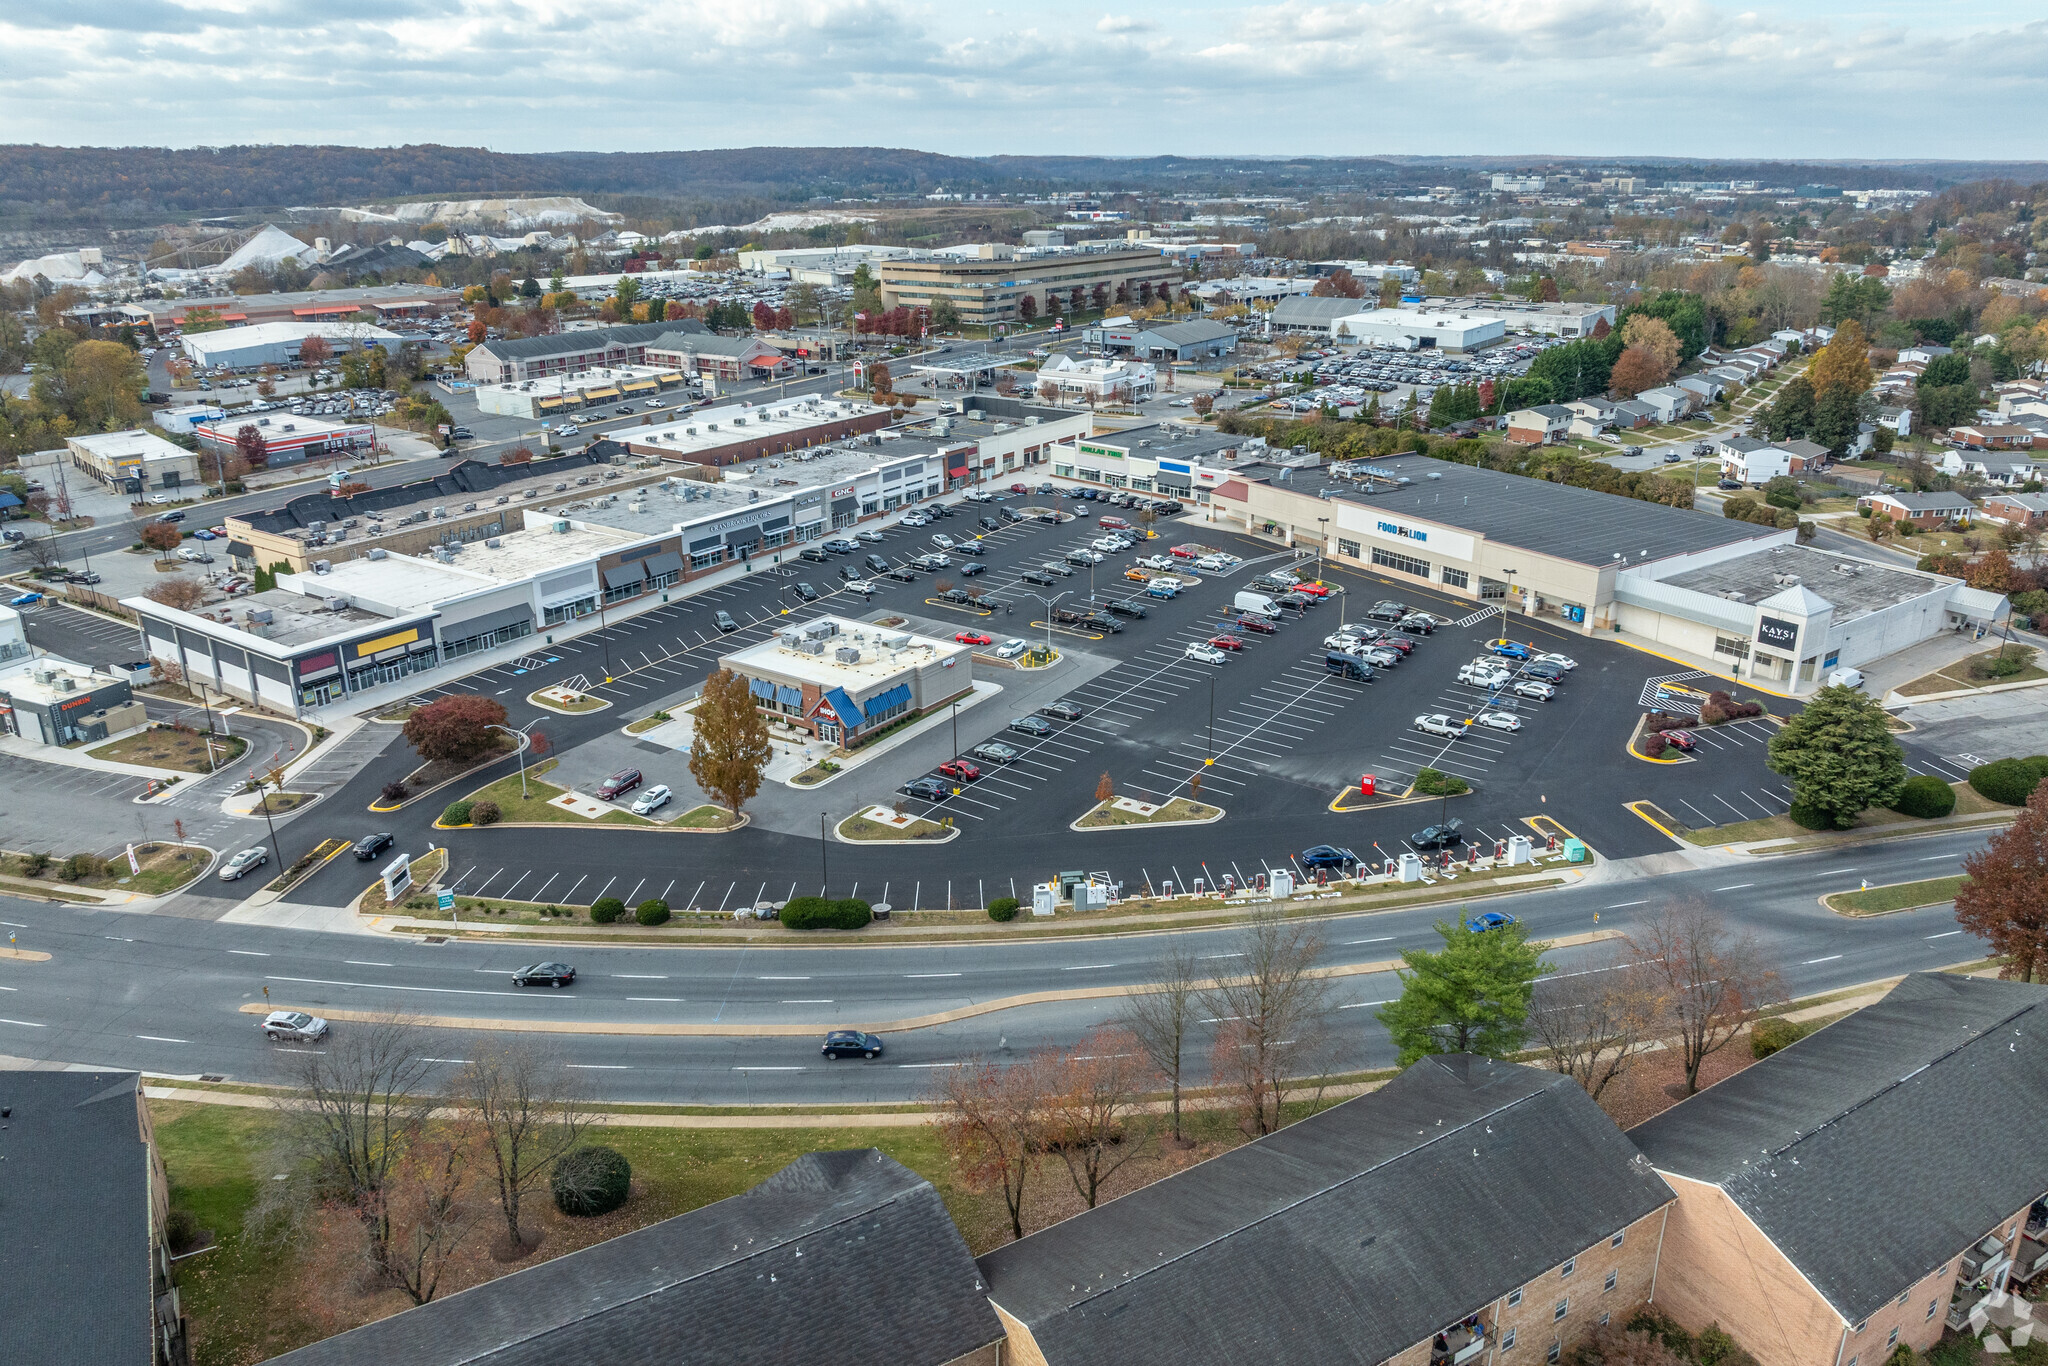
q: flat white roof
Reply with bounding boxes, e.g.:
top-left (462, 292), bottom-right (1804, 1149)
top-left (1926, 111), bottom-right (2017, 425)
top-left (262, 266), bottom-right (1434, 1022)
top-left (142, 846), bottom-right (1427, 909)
top-left (627, 395), bottom-right (887, 460)
top-left (722, 616), bottom-right (965, 689)
top-left (277, 554), bottom-right (495, 614)
top-left (485, 365), bottom-right (677, 398)
top-left (69, 428), bottom-right (192, 463)
top-left (452, 522), bottom-right (644, 581)
top-left (196, 412), bottom-right (374, 439)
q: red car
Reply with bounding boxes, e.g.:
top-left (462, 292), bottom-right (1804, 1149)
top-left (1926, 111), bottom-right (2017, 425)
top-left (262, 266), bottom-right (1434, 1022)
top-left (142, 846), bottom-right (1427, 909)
top-left (1099, 515), bottom-right (1131, 529)
top-left (1208, 634), bottom-right (1246, 652)
top-left (955, 631), bottom-right (994, 646)
top-left (1009, 483), bottom-right (1027, 493)
top-left (1293, 581), bottom-right (1332, 597)
top-left (1170, 545), bottom-right (1199, 558)
top-left (937, 758), bottom-right (983, 781)
top-left (1663, 730), bottom-right (1698, 752)
top-left (1236, 615), bottom-right (1277, 634)
top-left (1372, 634), bottom-right (1415, 654)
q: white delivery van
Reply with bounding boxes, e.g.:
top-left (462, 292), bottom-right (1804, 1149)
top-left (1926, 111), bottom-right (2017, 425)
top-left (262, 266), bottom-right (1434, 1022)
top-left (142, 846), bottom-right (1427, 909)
top-left (1827, 668), bottom-right (1865, 690)
top-left (1234, 590), bottom-right (1281, 620)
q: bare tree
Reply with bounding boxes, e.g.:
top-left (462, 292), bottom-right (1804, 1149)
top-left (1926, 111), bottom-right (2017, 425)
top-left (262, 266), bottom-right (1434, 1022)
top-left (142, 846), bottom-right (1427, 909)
top-left (1117, 936), bottom-right (1202, 1143)
top-left (273, 1014), bottom-right (438, 1281)
top-left (1204, 907), bottom-right (1337, 1135)
top-left (382, 1118), bottom-right (486, 1305)
top-left (17, 531), bottom-right (60, 571)
top-left (1528, 950), bottom-right (1667, 1101)
top-left (1041, 1028), bottom-right (1154, 1208)
top-left (456, 1038), bottom-right (590, 1256)
top-left (931, 1054), bottom-right (1049, 1242)
top-left (1625, 899), bottom-right (1784, 1094)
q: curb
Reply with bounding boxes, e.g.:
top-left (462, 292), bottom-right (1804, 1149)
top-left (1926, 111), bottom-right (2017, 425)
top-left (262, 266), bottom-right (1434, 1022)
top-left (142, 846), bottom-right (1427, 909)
top-left (436, 811), bottom-right (746, 835)
top-left (370, 735), bottom-right (531, 813)
top-left (527, 689), bottom-right (614, 716)
top-left (833, 811), bottom-right (961, 845)
top-left (1069, 802), bottom-right (1225, 833)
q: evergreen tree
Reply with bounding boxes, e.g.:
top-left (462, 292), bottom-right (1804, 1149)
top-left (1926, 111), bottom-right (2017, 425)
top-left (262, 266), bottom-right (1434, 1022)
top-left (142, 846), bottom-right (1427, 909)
top-left (1378, 918), bottom-right (1553, 1067)
top-left (1767, 685), bottom-right (1908, 828)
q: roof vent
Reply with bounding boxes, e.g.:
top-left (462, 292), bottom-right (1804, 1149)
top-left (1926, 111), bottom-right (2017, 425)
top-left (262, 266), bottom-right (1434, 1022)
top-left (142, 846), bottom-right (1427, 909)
top-left (486, 538), bottom-right (502, 549)
top-left (366, 548), bottom-right (387, 561)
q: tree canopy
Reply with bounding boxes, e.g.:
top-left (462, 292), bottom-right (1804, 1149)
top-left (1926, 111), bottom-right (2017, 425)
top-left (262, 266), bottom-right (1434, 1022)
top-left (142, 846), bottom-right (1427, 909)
top-left (1766, 685), bottom-right (1908, 827)
top-left (1378, 917), bottom-right (1552, 1067)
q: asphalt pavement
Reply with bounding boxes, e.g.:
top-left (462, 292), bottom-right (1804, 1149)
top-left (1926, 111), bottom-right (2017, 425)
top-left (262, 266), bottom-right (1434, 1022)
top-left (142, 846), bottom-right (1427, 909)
top-left (0, 823), bottom-right (1994, 1102)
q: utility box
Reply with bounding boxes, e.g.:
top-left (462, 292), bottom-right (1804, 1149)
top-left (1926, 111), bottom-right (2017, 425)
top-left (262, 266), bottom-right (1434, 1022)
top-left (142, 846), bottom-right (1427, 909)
top-left (1396, 852), bottom-right (1424, 883)
top-left (1505, 835), bottom-right (1535, 866)
top-left (1074, 881), bottom-right (1110, 911)
top-left (1032, 883), bottom-right (1059, 917)
top-left (1563, 838), bottom-right (1588, 864)
top-left (1359, 773), bottom-right (1376, 796)
top-left (1269, 870), bottom-right (1295, 898)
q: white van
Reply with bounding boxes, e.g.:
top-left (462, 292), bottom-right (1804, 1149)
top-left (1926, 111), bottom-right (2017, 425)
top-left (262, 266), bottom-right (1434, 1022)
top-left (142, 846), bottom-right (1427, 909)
top-left (1234, 590), bottom-right (1281, 620)
top-left (1828, 668), bottom-right (1865, 690)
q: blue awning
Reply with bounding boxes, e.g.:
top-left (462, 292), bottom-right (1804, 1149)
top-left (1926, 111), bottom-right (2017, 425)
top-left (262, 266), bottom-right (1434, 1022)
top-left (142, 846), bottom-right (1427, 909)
top-left (748, 677), bottom-right (775, 699)
top-left (863, 682), bottom-right (911, 714)
top-left (776, 684), bottom-right (802, 707)
top-left (821, 686), bottom-right (863, 725)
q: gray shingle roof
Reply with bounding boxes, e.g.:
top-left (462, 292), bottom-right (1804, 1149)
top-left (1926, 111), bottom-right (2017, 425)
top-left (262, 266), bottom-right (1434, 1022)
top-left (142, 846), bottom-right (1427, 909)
top-left (979, 1057), bottom-right (1673, 1366)
top-left (0, 1071), bottom-right (154, 1366)
top-left (476, 320), bottom-right (707, 362)
top-left (653, 332), bottom-right (766, 357)
top-left (1875, 491), bottom-right (1974, 512)
top-left (269, 1149), bottom-right (1000, 1366)
top-left (1631, 974), bottom-right (2048, 1324)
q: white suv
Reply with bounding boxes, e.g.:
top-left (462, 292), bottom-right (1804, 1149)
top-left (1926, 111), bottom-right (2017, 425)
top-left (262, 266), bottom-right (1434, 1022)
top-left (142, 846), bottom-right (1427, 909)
top-left (261, 1009), bottom-right (329, 1042)
top-left (1457, 664), bottom-right (1511, 689)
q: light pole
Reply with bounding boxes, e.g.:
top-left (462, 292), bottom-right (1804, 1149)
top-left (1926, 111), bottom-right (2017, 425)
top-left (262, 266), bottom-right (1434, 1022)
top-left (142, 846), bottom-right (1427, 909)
top-left (819, 810), bottom-right (829, 894)
top-left (1501, 568), bottom-right (1518, 637)
top-left (487, 721), bottom-right (535, 799)
top-left (249, 767), bottom-right (283, 861)
top-left (1207, 673), bottom-right (1216, 764)
top-left (1316, 515), bottom-right (1329, 583)
top-left (1020, 589), bottom-right (1066, 658)
top-left (950, 697), bottom-right (961, 760)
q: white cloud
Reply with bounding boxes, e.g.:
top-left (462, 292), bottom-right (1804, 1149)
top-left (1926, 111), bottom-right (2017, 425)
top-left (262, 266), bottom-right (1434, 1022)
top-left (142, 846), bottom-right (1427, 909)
top-left (0, 0), bottom-right (2040, 156)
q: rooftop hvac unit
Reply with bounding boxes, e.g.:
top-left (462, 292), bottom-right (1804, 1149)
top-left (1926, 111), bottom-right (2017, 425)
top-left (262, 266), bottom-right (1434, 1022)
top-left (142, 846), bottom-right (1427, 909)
top-left (880, 632), bottom-right (911, 649)
top-left (1025, 415), bottom-right (1040, 426)
top-left (802, 620), bottom-right (837, 640)
top-left (799, 639), bottom-right (826, 655)
top-left (432, 506), bottom-right (448, 519)
top-left (486, 538), bottom-right (501, 548)
top-left (748, 490), bottom-right (759, 502)
top-left (463, 502), bottom-right (477, 512)
top-left (780, 630), bottom-right (804, 648)
top-left (324, 596), bottom-right (350, 611)
top-left (834, 646), bottom-right (861, 664)
top-left (248, 607), bottom-right (274, 624)
top-left (553, 520), bottom-right (571, 534)
top-left (967, 410), bottom-right (984, 421)
top-left (56, 677), bottom-right (74, 693)
top-left (308, 520), bottom-right (326, 533)
top-left (432, 547), bottom-right (452, 563)
top-left (367, 548), bottom-right (387, 560)
top-left (629, 502), bottom-right (645, 514)
top-left (312, 559), bottom-right (331, 574)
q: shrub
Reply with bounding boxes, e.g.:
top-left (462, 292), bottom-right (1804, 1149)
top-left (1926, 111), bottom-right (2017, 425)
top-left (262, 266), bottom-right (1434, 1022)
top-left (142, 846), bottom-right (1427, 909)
top-left (1787, 802), bottom-right (1835, 830)
top-left (163, 1208), bottom-right (202, 1254)
top-left (551, 1145), bottom-right (632, 1217)
top-left (988, 896), bottom-right (1020, 922)
top-left (1413, 767), bottom-right (1470, 796)
top-left (1969, 756), bottom-right (2048, 806)
top-left (1970, 649), bottom-right (2030, 680)
top-left (781, 896), bottom-right (873, 930)
top-left (21, 851), bottom-right (51, 877)
top-left (1642, 732), bottom-right (1669, 758)
top-left (470, 800), bottom-right (501, 826)
top-left (589, 896), bottom-right (626, 924)
top-left (1890, 774), bottom-right (1957, 819)
top-left (59, 852), bottom-right (104, 882)
top-left (635, 898), bottom-right (670, 926)
top-left (440, 799), bottom-right (475, 826)
top-left (379, 781), bottom-right (409, 805)
top-left (1858, 504), bottom-right (1873, 517)
top-left (1750, 1016), bottom-right (1815, 1059)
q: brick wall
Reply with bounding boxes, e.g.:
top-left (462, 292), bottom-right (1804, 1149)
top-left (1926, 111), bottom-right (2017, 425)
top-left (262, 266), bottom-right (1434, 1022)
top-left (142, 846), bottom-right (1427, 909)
top-left (1484, 1204), bottom-right (1672, 1363)
top-left (1651, 1173), bottom-right (1846, 1366)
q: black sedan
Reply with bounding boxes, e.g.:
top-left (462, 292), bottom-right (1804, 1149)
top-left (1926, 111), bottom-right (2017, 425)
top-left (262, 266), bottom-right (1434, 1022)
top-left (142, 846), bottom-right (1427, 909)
top-left (1038, 701), bottom-right (1086, 721)
top-left (960, 561), bottom-right (987, 576)
top-left (1299, 844), bottom-right (1359, 870)
top-left (901, 776), bottom-right (951, 802)
top-left (352, 832), bottom-right (395, 860)
top-left (512, 962), bottom-right (577, 988)
top-left (1365, 601), bottom-right (1409, 622)
top-left (792, 582), bottom-right (820, 601)
top-left (822, 1030), bottom-right (884, 1059)
top-left (1410, 819), bottom-right (1466, 850)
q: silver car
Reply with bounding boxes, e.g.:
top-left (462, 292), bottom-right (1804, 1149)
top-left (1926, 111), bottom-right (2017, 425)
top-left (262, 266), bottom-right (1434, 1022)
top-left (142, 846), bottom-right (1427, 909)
top-left (261, 1009), bottom-right (328, 1042)
top-left (218, 846), bottom-right (269, 881)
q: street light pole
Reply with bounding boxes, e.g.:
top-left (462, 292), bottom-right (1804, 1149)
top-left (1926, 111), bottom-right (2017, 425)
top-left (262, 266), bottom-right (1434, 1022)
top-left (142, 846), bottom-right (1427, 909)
top-left (1316, 515), bottom-right (1328, 583)
top-left (819, 810), bottom-right (829, 894)
top-left (488, 722), bottom-right (534, 799)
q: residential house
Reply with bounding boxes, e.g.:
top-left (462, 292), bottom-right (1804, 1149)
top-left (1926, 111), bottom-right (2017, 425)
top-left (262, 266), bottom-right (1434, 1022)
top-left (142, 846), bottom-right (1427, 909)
top-left (979, 1057), bottom-right (1676, 1366)
top-left (1720, 437), bottom-right (1825, 484)
top-left (1610, 400), bottom-right (1658, 429)
top-left (1674, 374), bottom-right (1726, 404)
top-left (1876, 405), bottom-right (1914, 438)
top-left (1900, 343), bottom-right (1954, 364)
top-left (1980, 491), bottom-right (2048, 528)
top-left (0, 1070), bottom-right (188, 1366)
top-left (1636, 386), bottom-right (1697, 423)
top-left (1505, 404), bottom-right (1573, 444)
top-left (1566, 396), bottom-right (1620, 425)
top-left (267, 1149), bottom-right (1004, 1366)
top-left (1631, 974), bottom-right (2048, 1366)
top-left (1950, 424), bottom-right (2036, 451)
top-left (1856, 490), bottom-right (1975, 528)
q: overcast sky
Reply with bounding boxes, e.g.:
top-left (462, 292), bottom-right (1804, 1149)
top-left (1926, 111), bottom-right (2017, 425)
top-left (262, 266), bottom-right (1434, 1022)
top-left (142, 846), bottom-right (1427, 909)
top-left (4, 0), bottom-right (2044, 160)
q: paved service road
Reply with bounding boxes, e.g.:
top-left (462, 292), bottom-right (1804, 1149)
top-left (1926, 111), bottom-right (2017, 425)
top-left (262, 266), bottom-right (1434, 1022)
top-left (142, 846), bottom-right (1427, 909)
top-left (0, 826), bottom-right (1992, 1102)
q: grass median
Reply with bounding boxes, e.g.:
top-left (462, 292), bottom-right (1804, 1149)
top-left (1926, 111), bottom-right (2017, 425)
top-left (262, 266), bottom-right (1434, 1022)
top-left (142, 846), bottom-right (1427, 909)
top-left (455, 760), bottom-right (653, 827)
top-left (1825, 874), bottom-right (1970, 916)
top-left (88, 725), bottom-right (247, 773)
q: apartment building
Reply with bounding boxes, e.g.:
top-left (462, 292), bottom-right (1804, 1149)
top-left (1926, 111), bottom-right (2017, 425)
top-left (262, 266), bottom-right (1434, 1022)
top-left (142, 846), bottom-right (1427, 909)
top-left (878, 247), bottom-right (1181, 327)
top-left (1631, 974), bottom-right (2048, 1366)
top-left (979, 1057), bottom-right (1676, 1366)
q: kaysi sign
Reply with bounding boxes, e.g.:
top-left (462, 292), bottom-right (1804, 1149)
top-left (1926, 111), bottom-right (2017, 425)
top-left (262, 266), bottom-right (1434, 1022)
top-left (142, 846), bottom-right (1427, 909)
top-left (1756, 615), bottom-right (1799, 651)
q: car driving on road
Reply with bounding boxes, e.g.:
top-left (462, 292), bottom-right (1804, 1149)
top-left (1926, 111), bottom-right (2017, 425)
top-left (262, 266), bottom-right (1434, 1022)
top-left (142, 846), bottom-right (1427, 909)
top-left (352, 832), bottom-right (394, 860)
top-left (218, 846), bottom-right (269, 880)
top-left (1465, 910), bottom-right (1517, 933)
top-left (512, 962), bottom-right (576, 988)
top-left (261, 1010), bottom-right (329, 1042)
top-left (821, 1030), bottom-right (884, 1059)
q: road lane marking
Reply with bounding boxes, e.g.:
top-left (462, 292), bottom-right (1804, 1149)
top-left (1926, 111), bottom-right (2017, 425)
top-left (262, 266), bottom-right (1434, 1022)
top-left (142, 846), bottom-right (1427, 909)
top-left (756, 976), bottom-right (810, 980)
top-left (419, 1057), bottom-right (471, 1064)
top-left (567, 1064), bottom-right (631, 1070)
top-left (1714, 883), bottom-right (1755, 891)
top-left (1803, 955), bottom-right (1843, 965)
top-left (136, 1035), bottom-right (188, 1043)
top-left (345, 961), bottom-right (392, 967)
top-left (1918, 854), bottom-right (1957, 861)
top-left (1604, 901), bottom-right (1649, 909)
top-left (612, 974), bottom-right (669, 979)
top-left (781, 998), bottom-right (834, 1003)
top-left (628, 997), bottom-right (683, 1002)
top-left (1062, 964), bottom-right (1115, 971)
top-left (905, 973), bottom-right (961, 978)
top-left (1810, 868), bottom-right (1858, 877)
top-left (1925, 931), bottom-right (1963, 939)
top-left (228, 950), bottom-right (270, 957)
top-left (1338, 1000), bottom-right (1391, 1010)
top-left (732, 1065), bottom-right (802, 1071)
top-left (1345, 937), bottom-right (1394, 945)
top-left (1200, 952), bottom-right (1245, 960)
top-left (265, 975), bottom-right (541, 998)
top-left (0, 1018), bottom-right (46, 1027)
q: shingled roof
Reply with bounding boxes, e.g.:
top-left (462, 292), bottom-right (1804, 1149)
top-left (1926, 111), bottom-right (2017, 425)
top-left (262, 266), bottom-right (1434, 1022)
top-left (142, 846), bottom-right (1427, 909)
top-left (270, 1149), bottom-right (1000, 1366)
top-left (979, 1057), bottom-right (1674, 1365)
top-left (1631, 974), bottom-right (2048, 1324)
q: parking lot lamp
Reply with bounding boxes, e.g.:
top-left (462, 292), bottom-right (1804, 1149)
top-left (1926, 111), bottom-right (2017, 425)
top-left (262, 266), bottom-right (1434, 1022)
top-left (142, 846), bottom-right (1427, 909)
top-left (1207, 674), bottom-right (1216, 765)
top-left (951, 697), bottom-right (960, 759)
top-left (1316, 515), bottom-right (1329, 582)
top-left (487, 722), bottom-right (535, 800)
top-left (1501, 568), bottom-right (1517, 633)
top-left (819, 810), bottom-right (829, 893)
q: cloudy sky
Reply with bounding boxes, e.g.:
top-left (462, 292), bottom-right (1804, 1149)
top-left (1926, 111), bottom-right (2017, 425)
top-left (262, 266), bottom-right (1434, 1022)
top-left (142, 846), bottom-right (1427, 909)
top-left (3, 0), bottom-right (2045, 159)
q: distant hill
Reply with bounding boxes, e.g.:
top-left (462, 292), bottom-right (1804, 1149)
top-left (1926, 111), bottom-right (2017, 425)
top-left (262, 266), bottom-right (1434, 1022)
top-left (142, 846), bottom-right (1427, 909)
top-left (0, 143), bottom-right (2041, 221)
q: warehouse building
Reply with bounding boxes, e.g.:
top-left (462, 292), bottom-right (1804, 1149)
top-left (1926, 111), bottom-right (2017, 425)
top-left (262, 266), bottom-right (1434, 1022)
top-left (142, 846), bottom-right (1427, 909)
top-left (474, 364), bottom-right (691, 419)
top-left (138, 285), bottom-right (458, 332)
top-left (182, 320), bottom-right (401, 370)
top-left (464, 320), bottom-right (709, 384)
top-left (1327, 307), bottom-right (1507, 351)
top-left (1269, 296), bottom-right (1371, 335)
top-left (1196, 451), bottom-right (2000, 692)
top-left (879, 247), bottom-right (1181, 328)
top-left (1081, 317), bottom-right (1239, 360)
top-left (719, 616), bottom-right (973, 748)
